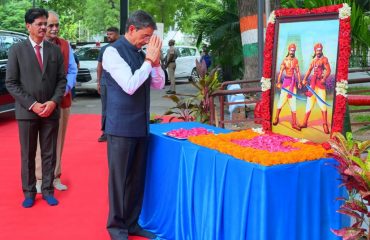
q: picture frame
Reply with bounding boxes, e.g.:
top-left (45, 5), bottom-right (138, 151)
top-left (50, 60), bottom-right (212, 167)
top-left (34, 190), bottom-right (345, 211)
top-left (258, 4), bottom-right (351, 143)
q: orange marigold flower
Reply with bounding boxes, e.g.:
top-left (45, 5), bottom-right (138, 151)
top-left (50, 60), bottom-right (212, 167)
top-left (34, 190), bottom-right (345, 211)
top-left (188, 130), bottom-right (331, 166)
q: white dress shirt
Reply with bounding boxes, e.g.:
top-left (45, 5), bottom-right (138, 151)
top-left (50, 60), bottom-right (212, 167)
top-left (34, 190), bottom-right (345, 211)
top-left (28, 37), bottom-right (45, 110)
top-left (102, 46), bottom-right (165, 95)
top-left (29, 36), bottom-right (44, 63)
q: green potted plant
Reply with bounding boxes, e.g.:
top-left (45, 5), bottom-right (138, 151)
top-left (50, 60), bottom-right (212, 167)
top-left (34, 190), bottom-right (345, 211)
top-left (163, 59), bottom-right (221, 123)
top-left (328, 132), bottom-right (370, 239)
top-left (162, 95), bottom-right (197, 122)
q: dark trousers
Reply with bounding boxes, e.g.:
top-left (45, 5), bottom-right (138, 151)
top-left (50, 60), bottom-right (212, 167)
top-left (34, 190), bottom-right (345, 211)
top-left (100, 84), bottom-right (107, 132)
top-left (18, 118), bottom-right (58, 198)
top-left (106, 135), bottom-right (149, 239)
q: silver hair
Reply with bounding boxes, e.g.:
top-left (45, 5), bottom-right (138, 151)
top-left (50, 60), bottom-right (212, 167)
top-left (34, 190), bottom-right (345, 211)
top-left (47, 10), bottom-right (59, 20)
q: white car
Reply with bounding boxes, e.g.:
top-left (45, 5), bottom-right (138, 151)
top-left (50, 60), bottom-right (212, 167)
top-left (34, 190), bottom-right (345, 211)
top-left (75, 43), bottom-right (107, 94)
top-left (162, 45), bottom-right (201, 82)
top-left (143, 45), bottom-right (201, 83)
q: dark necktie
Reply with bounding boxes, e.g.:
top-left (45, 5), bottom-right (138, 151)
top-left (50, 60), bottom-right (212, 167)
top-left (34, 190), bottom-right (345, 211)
top-left (35, 45), bottom-right (43, 70)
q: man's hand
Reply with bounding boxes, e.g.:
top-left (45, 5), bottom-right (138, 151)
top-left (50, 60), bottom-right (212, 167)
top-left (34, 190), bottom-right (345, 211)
top-left (145, 35), bottom-right (162, 66)
top-left (298, 82), bottom-right (302, 89)
top-left (97, 82), bottom-right (101, 95)
top-left (302, 79), bottom-right (307, 86)
top-left (31, 102), bottom-right (46, 115)
top-left (276, 82), bottom-right (282, 89)
top-left (38, 101), bottom-right (57, 118)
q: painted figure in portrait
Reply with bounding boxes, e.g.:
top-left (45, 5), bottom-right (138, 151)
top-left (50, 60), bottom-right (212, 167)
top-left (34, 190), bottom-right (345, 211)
top-left (271, 19), bottom-right (339, 143)
top-left (273, 43), bottom-right (302, 131)
top-left (300, 43), bottom-right (332, 134)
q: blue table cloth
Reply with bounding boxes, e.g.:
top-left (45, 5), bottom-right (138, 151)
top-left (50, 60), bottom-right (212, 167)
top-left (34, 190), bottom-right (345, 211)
top-left (139, 122), bottom-right (348, 240)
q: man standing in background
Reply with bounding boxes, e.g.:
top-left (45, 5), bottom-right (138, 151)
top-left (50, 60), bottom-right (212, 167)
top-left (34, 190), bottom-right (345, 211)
top-left (200, 46), bottom-right (212, 70)
top-left (6, 8), bottom-right (66, 207)
top-left (97, 27), bottom-right (120, 142)
top-left (35, 10), bottom-right (78, 193)
top-left (165, 39), bottom-right (178, 94)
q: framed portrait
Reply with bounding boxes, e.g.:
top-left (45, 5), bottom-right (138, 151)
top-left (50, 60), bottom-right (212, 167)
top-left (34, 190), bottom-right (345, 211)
top-left (259, 4), bottom-right (351, 143)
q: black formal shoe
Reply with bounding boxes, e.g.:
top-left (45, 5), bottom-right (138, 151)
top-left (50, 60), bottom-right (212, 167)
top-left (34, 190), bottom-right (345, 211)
top-left (98, 134), bottom-right (107, 142)
top-left (129, 224), bottom-right (157, 239)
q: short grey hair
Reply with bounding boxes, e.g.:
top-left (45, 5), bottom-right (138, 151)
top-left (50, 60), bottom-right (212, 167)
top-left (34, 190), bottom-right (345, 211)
top-left (47, 10), bottom-right (59, 21)
top-left (125, 10), bottom-right (157, 33)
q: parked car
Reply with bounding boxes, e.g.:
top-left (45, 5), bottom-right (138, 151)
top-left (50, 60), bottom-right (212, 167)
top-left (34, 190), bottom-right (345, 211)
top-left (143, 45), bottom-right (201, 84)
top-left (0, 30), bottom-right (28, 113)
top-left (75, 43), bottom-right (107, 94)
top-left (162, 45), bottom-right (201, 82)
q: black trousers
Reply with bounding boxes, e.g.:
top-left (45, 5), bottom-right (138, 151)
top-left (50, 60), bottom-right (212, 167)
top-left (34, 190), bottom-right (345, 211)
top-left (100, 84), bottom-right (107, 132)
top-left (18, 118), bottom-right (59, 198)
top-left (106, 135), bottom-right (149, 239)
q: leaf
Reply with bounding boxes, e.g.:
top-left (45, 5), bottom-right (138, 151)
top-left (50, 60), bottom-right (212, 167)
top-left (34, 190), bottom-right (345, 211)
top-left (349, 156), bottom-right (367, 172)
top-left (163, 110), bottom-right (175, 115)
top-left (337, 208), bottom-right (362, 220)
top-left (163, 94), bottom-right (180, 104)
top-left (343, 199), bottom-right (368, 214)
top-left (195, 59), bottom-right (206, 79)
top-left (190, 81), bottom-right (203, 91)
top-left (359, 191), bottom-right (370, 202)
top-left (358, 140), bottom-right (370, 154)
top-left (168, 116), bottom-right (177, 123)
top-left (331, 227), bottom-right (366, 239)
top-left (288, 0), bottom-right (299, 8)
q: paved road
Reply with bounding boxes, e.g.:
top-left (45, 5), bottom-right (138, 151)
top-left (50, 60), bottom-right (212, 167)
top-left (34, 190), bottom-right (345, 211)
top-left (71, 80), bottom-right (197, 115)
top-left (1, 76), bottom-right (368, 140)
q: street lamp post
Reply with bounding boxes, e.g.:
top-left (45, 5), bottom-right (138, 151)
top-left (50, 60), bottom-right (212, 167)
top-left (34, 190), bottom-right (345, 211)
top-left (120, 0), bottom-right (128, 35)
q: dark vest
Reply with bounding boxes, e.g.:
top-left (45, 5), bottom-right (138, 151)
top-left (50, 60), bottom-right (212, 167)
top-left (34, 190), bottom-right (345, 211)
top-left (104, 36), bottom-right (151, 137)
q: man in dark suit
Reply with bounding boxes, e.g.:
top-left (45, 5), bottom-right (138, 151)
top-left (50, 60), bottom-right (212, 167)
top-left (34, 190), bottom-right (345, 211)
top-left (5, 8), bottom-right (66, 208)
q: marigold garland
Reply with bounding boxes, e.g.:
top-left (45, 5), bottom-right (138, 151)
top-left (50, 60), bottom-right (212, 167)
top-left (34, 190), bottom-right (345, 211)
top-left (259, 4), bottom-right (350, 134)
top-left (188, 130), bottom-right (332, 166)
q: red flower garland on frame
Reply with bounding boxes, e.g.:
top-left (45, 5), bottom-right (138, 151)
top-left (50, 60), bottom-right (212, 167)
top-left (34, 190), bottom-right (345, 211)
top-left (260, 4), bottom-right (350, 134)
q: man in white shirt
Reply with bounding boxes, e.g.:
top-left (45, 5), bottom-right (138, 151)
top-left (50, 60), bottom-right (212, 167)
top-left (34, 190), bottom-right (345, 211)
top-left (102, 10), bottom-right (164, 240)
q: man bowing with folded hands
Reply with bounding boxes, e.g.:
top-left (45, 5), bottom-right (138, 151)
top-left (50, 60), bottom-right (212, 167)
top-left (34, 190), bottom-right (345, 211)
top-left (102, 10), bottom-right (164, 240)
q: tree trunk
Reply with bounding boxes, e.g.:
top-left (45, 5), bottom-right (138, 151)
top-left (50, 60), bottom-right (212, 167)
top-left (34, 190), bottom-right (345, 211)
top-left (237, 0), bottom-right (260, 85)
top-left (238, 0), bottom-right (277, 84)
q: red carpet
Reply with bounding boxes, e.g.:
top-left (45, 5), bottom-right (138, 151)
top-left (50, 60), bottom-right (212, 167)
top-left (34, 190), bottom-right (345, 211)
top-left (0, 114), bottom-right (147, 240)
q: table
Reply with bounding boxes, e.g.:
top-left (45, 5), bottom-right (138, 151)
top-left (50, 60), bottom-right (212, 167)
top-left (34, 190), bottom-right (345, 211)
top-left (139, 122), bottom-right (348, 240)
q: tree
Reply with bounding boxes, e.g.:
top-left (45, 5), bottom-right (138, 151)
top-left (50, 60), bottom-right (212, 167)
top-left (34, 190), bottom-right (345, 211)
top-left (82, 0), bottom-right (119, 40)
top-left (0, 0), bottom-right (86, 41)
top-left (192, 0), bottom-right (244, 81)
top-left (41, 0), bottom-right (87, 41)
top-left (237, 0), bottom-right (259, 81)
top-left (0, 0), bottom-right (32, 33)
top-left (0, 0), bottom-right (200, 41)
top-left (130, 0), bottom-right (194, 32)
